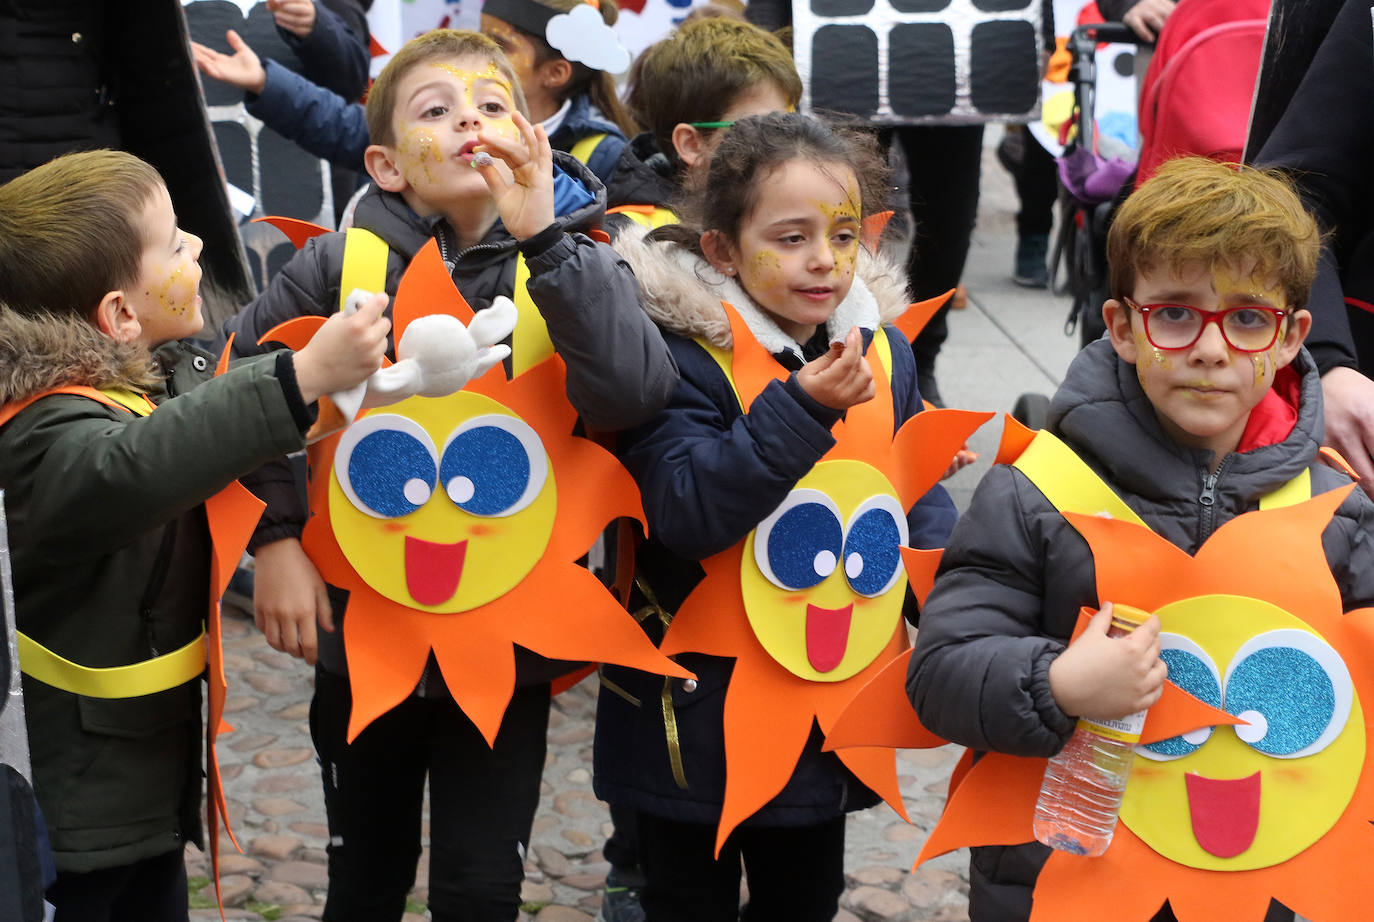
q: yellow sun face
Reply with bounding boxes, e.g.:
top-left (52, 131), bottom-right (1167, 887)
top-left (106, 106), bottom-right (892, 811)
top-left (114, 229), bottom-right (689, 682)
top-left (1122, 595), bottom-right (1364, 870)
top-left (328, 391), bottom-right (557, 612)
top-left (740, 459), bottom-right (908, 681)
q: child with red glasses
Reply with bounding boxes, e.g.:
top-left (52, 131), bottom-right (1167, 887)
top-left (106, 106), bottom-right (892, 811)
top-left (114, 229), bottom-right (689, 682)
top-left (908, 155), bottom-right (1374, 922)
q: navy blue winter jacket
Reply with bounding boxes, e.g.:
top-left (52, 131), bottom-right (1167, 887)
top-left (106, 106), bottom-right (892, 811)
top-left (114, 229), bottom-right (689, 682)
top-left (593, 230), bottom-right (957, 827)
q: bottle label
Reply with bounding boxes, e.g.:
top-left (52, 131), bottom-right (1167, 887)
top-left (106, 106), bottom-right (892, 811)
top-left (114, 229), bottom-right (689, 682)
top-left (1078, 709), bottom-right (1147, 744)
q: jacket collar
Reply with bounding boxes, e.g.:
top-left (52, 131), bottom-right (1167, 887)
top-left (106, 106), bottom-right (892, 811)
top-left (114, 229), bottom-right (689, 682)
top-left (0, 308), bottom-right (160, 405)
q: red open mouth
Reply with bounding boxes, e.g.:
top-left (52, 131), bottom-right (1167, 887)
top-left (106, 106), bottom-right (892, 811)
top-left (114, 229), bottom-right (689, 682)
top-left (405, 535), bottom-right (467, 606)
top-left (457, 139), bottom-right (480, 160)
top-left (1185, 771), bottom-right (1261, 858)
top-left (805, 603), bottom-right (853, 672)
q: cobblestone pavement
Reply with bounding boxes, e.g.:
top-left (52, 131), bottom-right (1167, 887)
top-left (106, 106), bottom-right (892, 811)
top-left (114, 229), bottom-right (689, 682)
top-left (186, 131), bottom-right (1070, 921)
top-left (187, 609), bottom-right (972, 922)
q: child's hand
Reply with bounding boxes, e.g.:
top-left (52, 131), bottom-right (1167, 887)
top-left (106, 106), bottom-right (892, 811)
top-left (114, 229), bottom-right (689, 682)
top-left (797, 327), bottom-right (876, 410)
top-left (192, 30), bottom-right (268, 96)
top-left (472, 111), bottom-right (555, 242)
top-left (293, 292), bottom-right (390, 405)
top-left (252, 538), bottom-right (334, 665)
top-left (1048, 603), bottom-right (1167, 721)
top-left (267, 0), bottom-right (317, 36)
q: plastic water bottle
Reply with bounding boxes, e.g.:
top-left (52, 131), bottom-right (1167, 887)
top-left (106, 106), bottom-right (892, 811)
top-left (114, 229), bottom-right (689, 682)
top-left (1032, 604), bottom-right (1152, 857)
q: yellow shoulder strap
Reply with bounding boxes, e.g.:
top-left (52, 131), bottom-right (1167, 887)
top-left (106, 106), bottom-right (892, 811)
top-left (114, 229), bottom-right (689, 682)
top-left (339, 226), bottom-right (391, 312)
top-left (569, 133), bottom-right (608, 165)
top-left (98, 387), bottom-right (155, 417)
top-left (18, 630), bottom-right (207, 698)
top-left (1012, 429), bottom-right (1312, 523)
top-left (606, 204), bottom-right (679, 230)
top-left (872, 326), bottom-right (893, 379)
top-left (510, 253), bottom-right (556, 377)
top-left (1012, 429), bottom-right (1147, 525)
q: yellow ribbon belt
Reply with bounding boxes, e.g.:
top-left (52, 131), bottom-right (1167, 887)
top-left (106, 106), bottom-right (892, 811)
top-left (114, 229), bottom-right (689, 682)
top-left (17, 630), bottom-right (206, 698)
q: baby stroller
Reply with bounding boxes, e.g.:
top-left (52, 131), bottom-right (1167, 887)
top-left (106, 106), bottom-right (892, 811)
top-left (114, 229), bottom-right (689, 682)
top-left (1021, 0), bottom-right (1270, 427)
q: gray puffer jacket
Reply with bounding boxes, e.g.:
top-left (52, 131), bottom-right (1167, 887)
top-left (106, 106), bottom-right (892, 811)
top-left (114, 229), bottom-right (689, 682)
top-left (907, 338), bottom-right (1374, 921)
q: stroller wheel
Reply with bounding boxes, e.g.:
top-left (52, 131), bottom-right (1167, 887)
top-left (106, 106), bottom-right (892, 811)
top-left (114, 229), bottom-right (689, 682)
top-left (1012, 392), bottom-right (1051, 430)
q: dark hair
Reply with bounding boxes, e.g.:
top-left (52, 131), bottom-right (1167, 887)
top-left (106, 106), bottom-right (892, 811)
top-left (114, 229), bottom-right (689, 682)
top-left (627, 18), bottom-right (801, 170)
top-left (653, 112), bottom-right (888, 255)
top-left (516, 0), bottom-right (639, 137)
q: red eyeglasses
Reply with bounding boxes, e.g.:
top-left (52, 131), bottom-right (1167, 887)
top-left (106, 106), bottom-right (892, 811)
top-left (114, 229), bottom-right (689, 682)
top-left (1123, 297), bottom-right (1288, 353)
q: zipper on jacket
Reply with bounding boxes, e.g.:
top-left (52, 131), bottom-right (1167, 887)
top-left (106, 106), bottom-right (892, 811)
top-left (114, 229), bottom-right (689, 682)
top-left (1198, 455), bottom-right (1231, 543)
top-left (139, 521), bottom-right (180, 656)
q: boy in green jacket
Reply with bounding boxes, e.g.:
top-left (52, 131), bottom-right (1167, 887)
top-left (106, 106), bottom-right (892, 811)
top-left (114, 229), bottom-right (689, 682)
top-left (0, 148), bottom-right (391, 921)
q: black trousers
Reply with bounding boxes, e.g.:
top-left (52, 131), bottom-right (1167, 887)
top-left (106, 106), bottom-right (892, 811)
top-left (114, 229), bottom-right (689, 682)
top-left (1012, 130), bottom-right (1059, 238)
top-left (311, 667), bottom-right (551, 922)
top-left (888, 123), bottom-right (986, 383)
top-left (635, 813), bottom-right (846, 922)
top-left (47, 847), bottom-right (187, 922)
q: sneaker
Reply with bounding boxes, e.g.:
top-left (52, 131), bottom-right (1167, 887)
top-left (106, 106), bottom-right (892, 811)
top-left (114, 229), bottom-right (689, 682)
top-left (598, 868), bottom-right (645, 922)
top-left (1012, 233), bottom-right (1050, 288)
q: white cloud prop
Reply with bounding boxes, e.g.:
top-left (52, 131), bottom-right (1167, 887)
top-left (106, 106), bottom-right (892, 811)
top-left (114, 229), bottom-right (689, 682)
top-left (546, 4), bottom-right (631, 75)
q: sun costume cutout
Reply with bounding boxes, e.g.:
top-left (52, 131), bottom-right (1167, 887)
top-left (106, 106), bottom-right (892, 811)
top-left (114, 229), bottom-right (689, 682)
top-left (665, 301), bottom-right (990, 853)
top-left (914, 425), bottom-right (1374, 922)
top-left (259, 235), bottom-right (691, 746)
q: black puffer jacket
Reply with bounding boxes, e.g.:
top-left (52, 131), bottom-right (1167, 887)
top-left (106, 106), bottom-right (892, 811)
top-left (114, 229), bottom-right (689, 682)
top-left (0, 310), bottom-right (309, 873)
top-left (907, 338), bottom-right (1374, 920)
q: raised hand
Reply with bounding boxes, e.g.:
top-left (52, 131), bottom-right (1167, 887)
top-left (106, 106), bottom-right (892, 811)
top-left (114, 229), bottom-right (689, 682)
top-left (267, 0), bottom-right (317, 36)
top-left (471, 111), bottom-right (555, 242)
top-left (797, 326), bottom-right (876, 410)
top-left (191, 30), bottom-right (267, 96)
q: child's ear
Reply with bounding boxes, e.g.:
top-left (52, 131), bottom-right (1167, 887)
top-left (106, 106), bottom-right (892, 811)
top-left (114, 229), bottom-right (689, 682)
top-left (94, 290), bottom-right (142, 344)
top-left (671, 123), bottom-right (708, 170)
top-left (537, 57), bottom-right (573, 94)
top-left (1103, 298), bottom-right (1139, 364)
top-left (1275, 308), bottom-right (1312, 368)
top-left (699, 230), bottom-right (737, 277)
top-left (364, 144), bottom-right (409, 193)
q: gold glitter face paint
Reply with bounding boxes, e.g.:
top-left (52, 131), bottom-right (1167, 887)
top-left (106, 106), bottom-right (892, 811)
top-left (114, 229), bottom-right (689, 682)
top-left (430, 61), bottom-right (519, 142)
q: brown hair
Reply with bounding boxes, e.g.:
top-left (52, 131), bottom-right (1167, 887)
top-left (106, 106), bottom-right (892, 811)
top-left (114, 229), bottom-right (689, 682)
top-left (1107, 157), bottom-right (1322, 312)
top-left (656, 112), bottom-right (888, 255)
top-left (627, 18), bottom-right (801, 170)
top-left (0, 149), bottom-right (163, 320)
top-left (365, 30), bottom-right (530, 148)
top-left (515, 0), bottom-right (640, 138)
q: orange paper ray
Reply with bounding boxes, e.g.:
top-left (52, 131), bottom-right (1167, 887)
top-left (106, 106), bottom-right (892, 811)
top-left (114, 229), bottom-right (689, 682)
top-left (893, 289), bottom-right (955, 343)
top-left (252, 215), bottom-right (331, 249)
top-left (715, 672), bottom-right (819, 854)
top-left (900, 547), bottom-right (943, 607)
top-left (833, 736), bottom-right (911, 822)
top-left (995, 413), bottom-right (1038, 465)
top-left (259, 315), bottom-right (326, 352)
top-left (823, 650), bottom-right (945, 751)
top-left (860, 210), bottom-right (894, 252)
top-left (915, 752), bottom-right (1043, 864)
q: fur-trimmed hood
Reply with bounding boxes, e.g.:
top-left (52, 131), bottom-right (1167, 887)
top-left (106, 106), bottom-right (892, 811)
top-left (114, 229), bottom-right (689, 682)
top-left (0, 307), bottom-right (158, 405)
top-left (612, 225), bottom-right (912, 360)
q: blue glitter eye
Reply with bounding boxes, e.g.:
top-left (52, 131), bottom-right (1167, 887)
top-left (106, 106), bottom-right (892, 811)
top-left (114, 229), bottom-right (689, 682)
top-left (754, 489), bottom-right (843, 591)
top-left (335, 414), bottom-right (439, 519)
top-left (842, 496), bottom-right (909, 598)
top-left (439, 414), bottom-right (549, 518)
top-left (1138, 638), bottom-right (1221, 761)
top-left (1222, 627), bottom-right (1354, 758)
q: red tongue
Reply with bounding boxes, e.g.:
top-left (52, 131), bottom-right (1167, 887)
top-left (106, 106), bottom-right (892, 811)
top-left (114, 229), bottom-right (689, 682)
top-left (1185, 771), bottom-right (1261, 858)
top-left (405, 536), bottom-right (467, 606)
top-left (805, 603), bottom-right (853, 673)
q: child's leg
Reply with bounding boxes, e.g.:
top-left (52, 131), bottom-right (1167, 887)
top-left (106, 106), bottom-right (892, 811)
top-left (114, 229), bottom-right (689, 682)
top-left (737, 817), bottom-right (845, 922)
top-left (635, 813), bottom-right (746, 922)
top-left (425, 683), bottom-right (551, 922)
top-left (311, 667), bottom-right (429, 922)
top-left (47, 847), bottom-right (188, 922)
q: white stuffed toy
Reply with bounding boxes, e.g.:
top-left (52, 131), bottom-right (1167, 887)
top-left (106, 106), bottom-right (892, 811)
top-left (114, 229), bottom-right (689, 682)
top-left (330, 289), bottom-right (519, 421)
